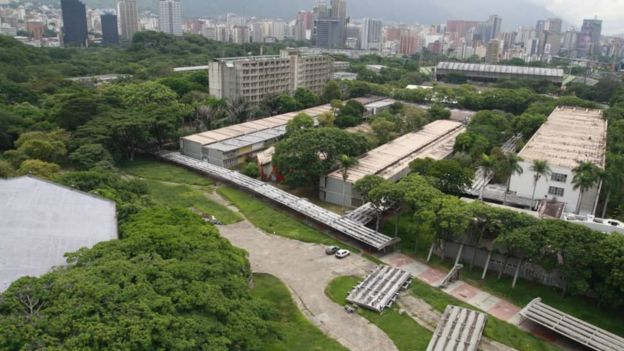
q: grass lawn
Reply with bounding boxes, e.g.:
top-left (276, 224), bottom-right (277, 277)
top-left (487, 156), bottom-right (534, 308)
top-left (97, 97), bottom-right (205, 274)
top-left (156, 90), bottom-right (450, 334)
top-left (381, 212), bottom-right (624, 338)
top-left (217, 186), bottom-right (362, 253)
top-left (119, 156), bottom-right (213, 186)
top-left (410, 275), bottom-right (560, 351)
top-left (325, 276), bottom-right (432, 351)
top-left (251, 273), bottom-right (347, 351)
top-left (143, 180), bottom-right (241, 225)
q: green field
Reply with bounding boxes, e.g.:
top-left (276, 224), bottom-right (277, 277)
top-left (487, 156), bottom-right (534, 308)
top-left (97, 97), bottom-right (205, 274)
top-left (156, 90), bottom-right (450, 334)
top-left (217, 186), bottom-right (361, 252)
top-left (409, 279), bottom-right (560, 351)
top-left (326, 276), bottom-right (432, 351)
top-left (119, 156), bottom-right (241, 224)
top-left (252, 273), bottom-right (347, 351)
top-left (120, 156), bottom-right (213, 186)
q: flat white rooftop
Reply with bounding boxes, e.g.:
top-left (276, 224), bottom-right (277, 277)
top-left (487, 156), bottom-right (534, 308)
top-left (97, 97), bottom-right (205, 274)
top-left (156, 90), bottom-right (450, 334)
top-left (0, 177), bottom-right (118, 292)
top-left (518, 106), bottom-right (607, 170)
top-left (328, 120), bottom-right (466, 183)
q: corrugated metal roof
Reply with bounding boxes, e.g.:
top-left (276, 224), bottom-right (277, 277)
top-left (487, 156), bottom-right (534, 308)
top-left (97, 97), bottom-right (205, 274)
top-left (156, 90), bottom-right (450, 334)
top-left (436, 62), bottom-right (564, 77)
top-left (0, 177), bottom-right (118, 293)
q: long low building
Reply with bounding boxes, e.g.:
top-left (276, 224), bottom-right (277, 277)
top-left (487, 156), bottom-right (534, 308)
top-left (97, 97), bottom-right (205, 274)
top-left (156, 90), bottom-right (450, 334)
top-left (436, 62), bottom-right (564, 84)
top-left (509, 107), bottom-right (607, 214)
top-left (320, 120), bottom-right (466, 207)
top-left (181, 97), bottom-right (388, 169)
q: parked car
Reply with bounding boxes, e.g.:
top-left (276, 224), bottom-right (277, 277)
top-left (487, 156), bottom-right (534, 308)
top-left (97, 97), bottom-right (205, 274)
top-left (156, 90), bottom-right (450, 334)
top-left (325, 246), bottom-right (340, 255)
top-left (335, 249), bottom-right (351, 259)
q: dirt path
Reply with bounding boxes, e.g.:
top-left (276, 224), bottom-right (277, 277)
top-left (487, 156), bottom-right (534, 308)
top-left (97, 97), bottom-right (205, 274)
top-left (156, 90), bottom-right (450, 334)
top-left (218, 220), bottom-right (398, 351)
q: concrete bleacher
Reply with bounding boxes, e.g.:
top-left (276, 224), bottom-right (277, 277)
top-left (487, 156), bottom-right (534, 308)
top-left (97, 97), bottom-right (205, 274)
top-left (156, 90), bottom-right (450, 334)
top-left (346, 265), bottom-right (412, 312)
top-left (426, 305), bottom-right (487, 351)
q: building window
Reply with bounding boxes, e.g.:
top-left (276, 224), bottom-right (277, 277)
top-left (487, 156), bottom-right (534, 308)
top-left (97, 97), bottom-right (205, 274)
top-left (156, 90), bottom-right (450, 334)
top-left (548, 186), bottom-right (565, 197)
top-left (551, 172), bottom-right (568, 183)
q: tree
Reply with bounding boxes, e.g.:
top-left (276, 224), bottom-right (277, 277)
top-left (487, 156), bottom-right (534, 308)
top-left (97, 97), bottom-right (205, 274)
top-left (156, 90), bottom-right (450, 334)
top-left (273, 128), bottom-right (368, 188)
top-left (572, 161), bottom-right (601, 214)
top-left (369, 181), bottom-right (402, 232)
top-left (371, 118), bottom-right (397, 144)
top-left (226, 97), bottom-right (254, 124)
top-left (285, 113), bottom-right (314, 136)
top-left (338, 154), bottom-right (359, 208)
top-left (428, 159), bottom-right (474, 196)
top-left (18, 159), bottom-right (61, 178)
top-left (322, 80), bottom-right (343, 102)
top-left (0, 208), bottom-right (277, 350)
top-left (478, 154), bottom-right (496, 200)
top-left (0, 160), bottom-right (15, 178)
top-left (69, 143), bottom-right (114, 171)
top-left (277, 95), bottom-right (303, 114)
top-left (428, 103), bottom-right (451, 120)
top-left (258, 94), bottom-right (281, 117)
top-left (497, 154), bottom-right (524, 205)
top-left (293, 88), bottom-right (320, 108)
top-left (353, 175), bottom-right (385, 204)
top-left (243, 162), bottom-right (260, 178)
top-left (317, 111), bottom-right (335, 127)
top-left (530, 160), bottom-right (551, 205)
top-left (600, 153), bottom-right (624, 217)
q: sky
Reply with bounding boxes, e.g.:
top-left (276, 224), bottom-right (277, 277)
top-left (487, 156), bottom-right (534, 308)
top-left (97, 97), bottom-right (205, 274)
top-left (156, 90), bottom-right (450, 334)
top-left (529, 0), bottom-right (624, 34)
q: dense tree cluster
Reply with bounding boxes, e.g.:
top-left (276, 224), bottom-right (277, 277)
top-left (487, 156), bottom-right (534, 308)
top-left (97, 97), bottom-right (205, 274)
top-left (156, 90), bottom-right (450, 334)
top-left (0, 207), bottom-right (278, 350)
top-left (272, 128), bottom-right (369, 188)
top-left (357, 173), bottom-right (624, 307)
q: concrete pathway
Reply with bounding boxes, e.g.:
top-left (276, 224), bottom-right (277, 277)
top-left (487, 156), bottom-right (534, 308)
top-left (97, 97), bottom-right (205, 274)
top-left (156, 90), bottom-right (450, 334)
top-left (381, 252), bottom-right (523, 324)
top-left (219, 221), bottom-right (398, 351)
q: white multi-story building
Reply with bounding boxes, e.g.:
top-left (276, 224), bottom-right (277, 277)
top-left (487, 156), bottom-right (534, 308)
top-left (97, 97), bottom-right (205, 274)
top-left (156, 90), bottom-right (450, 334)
top-left (509, 107), bottom-right (607, 215)
top-left (158, 0), bottom-right (181, 36)
top-left (361, 18), bottom-right (382, 50)
top-left (117, 0), bottom-right (138, 41)
top-left (208, 49), bottom-right (333, 103)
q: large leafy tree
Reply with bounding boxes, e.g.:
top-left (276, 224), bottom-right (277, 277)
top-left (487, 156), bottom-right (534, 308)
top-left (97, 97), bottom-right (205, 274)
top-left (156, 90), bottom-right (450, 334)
top-left (0, 208), bottom-right (277, 351)
top-left (273, 128), bottom-right (369, 188)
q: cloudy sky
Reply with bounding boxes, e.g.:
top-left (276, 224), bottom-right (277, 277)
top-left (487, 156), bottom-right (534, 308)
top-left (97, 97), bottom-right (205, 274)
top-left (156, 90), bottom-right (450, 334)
top-left (529, 0), bottom-right (624, 34)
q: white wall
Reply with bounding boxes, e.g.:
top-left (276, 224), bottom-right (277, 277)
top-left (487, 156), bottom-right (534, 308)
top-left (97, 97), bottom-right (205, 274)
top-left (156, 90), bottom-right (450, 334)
top-left (509, 161), bottom-right (598, 214)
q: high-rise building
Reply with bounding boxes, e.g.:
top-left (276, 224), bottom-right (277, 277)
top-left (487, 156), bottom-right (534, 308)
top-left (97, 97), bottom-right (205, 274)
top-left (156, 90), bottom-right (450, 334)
top-left (399, 30), bottom-right (420, 55)
top-left (232, 26), bottom-right (250, 44)
top-left (159, 0), bottom-right (182, 36)
top-left (487, 15), bottom-right (502, 41)
top-left (26, 21), bottom-right (44, 41)
top-left (314, 17), bottom-right (346, 48)
top-left (361, 18), bottom-right (382, 50)
top-left (330, 0), bottom-right (347, 19)
top-left (577, 19), bottom-right (602, 58)
top-left (562, 30), bottom-right (578, 57)
top-left (61, 0), bottom-right (88, 47)
top-left (101, 13), bottom-right (119, 45)
top-left (117, 0), bottom-right (138, 41)
top-left (208, 49), bottom-right (333, 103)
top-left (485, 39), bottom-right (501, 63)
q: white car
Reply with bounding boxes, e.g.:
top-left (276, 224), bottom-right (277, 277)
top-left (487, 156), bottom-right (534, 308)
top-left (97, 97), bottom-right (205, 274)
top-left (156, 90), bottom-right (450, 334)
top-left (335, 249), bottom-right (351, 259)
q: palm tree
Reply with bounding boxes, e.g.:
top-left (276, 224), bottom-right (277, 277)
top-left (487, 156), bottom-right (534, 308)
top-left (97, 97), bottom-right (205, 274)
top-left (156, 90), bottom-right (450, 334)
top-left (529, 160), bottom-right (551, 207)
top-left (572, 161), bottom-right (601, 214)
top-left (478, 154), bottom-right (496, 200)
top-left (339, 155), bottom-right (359, 208)
top-left (226, 97), bottom-right (254, 124)
top-left (499, 154), bottom-right (524, 205)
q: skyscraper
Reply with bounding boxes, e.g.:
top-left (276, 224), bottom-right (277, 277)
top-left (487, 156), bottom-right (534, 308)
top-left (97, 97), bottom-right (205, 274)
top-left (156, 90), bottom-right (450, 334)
top-left (361, 18), bottom-right (382, 50)
top-left (117, 0), bottom-right (138, 41)
top-left (486, 15), bottom-right (502, 42)
top-left (61, 0), bottom-right (88, 47)
top-left (330, 0), bottom-right (347, 19)
top-left (101, 13), bottom-right (119, 45)
top-left (485, 39), bottom-right (500, 63)
top-left (159, 0), bottom-right (182, 36)
top-left (578, 19), bottom-right (602, 58)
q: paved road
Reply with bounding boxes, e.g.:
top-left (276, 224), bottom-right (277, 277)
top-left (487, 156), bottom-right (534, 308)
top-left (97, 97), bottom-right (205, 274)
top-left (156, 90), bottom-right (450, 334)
top-left (219, 221), bottom-right (399, 351)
